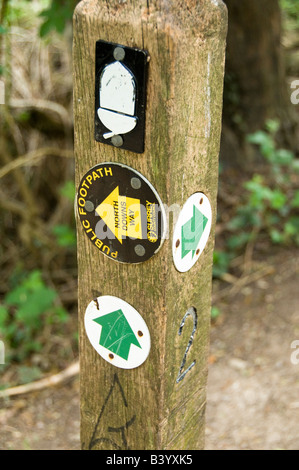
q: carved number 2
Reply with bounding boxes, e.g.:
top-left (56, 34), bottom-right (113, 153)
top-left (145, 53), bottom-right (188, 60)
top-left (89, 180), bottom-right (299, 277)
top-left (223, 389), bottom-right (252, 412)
top-left (176, 307), bottom-right (198, 384)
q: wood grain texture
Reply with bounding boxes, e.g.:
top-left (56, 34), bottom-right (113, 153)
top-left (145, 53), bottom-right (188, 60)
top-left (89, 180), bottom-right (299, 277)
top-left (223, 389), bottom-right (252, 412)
top-left (73, 0), bottom-right (227, 450)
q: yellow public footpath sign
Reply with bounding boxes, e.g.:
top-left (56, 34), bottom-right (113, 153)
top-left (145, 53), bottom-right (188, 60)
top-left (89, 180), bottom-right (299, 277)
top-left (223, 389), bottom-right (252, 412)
top-left (77, 162), bottom-right (166, 264)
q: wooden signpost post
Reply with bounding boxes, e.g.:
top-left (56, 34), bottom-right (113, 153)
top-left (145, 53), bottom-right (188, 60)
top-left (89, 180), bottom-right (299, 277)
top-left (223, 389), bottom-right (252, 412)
top-left (73, 0), bottom-right (227, 450)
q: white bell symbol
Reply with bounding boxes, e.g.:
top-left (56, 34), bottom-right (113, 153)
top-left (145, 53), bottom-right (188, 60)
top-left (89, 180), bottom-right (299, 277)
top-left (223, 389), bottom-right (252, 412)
top-left (97, 61), bottom-right (137, 139)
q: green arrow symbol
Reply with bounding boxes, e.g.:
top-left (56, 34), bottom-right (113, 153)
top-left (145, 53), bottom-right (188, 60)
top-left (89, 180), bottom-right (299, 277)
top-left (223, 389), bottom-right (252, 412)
top-left (181, 205), bottom-right (208, 259)
top-left (93, 309), bottom-right (141, 361)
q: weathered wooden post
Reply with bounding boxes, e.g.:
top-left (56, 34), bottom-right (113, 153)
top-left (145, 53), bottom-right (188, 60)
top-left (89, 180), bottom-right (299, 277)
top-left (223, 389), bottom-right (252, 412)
top-left (73, 0), bottom-right (227, 451)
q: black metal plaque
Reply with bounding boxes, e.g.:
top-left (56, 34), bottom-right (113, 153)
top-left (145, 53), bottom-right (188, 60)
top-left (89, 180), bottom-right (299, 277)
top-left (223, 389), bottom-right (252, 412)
top-left (77, 163), bottom-right (166, 263)
top-left (95, 40), bottom-right (149, 154)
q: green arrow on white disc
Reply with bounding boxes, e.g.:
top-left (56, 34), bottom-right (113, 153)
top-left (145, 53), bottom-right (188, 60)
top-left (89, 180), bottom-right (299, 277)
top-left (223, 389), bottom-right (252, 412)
top-left (84, 295), bottom-right (151, 369)
top-left (172, 192), bottom-right (212, 273)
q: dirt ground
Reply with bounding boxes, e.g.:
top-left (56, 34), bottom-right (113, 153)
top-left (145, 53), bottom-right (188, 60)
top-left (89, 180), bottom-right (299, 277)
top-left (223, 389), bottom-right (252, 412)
top-left (206, 247), bottom-right (299, 450)
top-left (0, 247), bottom-right (298, 451)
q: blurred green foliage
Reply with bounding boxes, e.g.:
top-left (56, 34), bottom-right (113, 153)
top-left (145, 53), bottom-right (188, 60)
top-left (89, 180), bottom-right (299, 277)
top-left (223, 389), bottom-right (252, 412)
top-left (39, 0), bottom-right (78, 37)
top-left (5, 0), bottom-right (48, 27)
top-left (59, 180), bottom-right (76, 202)
top-left (241, 122), bottom-right (299, 245)
top-left (52, 224), bottom-right (76, 248)
top-left (0, 271), bottom-right (69, 362)
top-left (213, 120), bottom-right (299, 279)
top-left (52, 181), bottom-right (77, 248)
top-left (280, 0), bottom-right (299, 22)
top-left (2, 0), bottom-right (78, 36)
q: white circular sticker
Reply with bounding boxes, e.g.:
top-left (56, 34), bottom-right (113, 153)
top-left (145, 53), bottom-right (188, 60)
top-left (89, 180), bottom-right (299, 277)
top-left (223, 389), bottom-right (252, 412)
top-left (84, 295), bottom-right (151, 369)
top-left (172, 192), bottom-right (212, 273)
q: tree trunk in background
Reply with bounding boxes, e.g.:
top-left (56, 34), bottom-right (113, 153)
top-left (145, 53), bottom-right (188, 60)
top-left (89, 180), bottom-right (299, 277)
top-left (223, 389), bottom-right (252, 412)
top-left (221, 0), bottom-right (298, 168)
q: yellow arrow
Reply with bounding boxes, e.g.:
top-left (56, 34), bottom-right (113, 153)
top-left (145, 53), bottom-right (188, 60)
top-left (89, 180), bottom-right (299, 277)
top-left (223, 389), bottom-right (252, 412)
top-left (96, 186), bottom-right (142, 243)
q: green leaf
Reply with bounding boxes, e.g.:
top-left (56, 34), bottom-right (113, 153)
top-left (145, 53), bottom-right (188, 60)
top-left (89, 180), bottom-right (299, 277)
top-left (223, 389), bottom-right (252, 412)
top-left (15, 287), bottom-right (57, 328)
top-left (5, 270), bottom-right (45, 306)
top-left (291, 159), bottom-right (299, 173)
top-left (211, 307), bottom-right (221, 320)
top-left (244, 175), bottom-right (265, 193)
top-left (46, 306), bottom-right (69, 325)
top-left (60, 181), bottom-right (76, 202)
top-left (291, 191), bottom-right (299, 208)
top-left (265, 119), bottom-right (280, 135)
top-left (247, 131), bottom-right (275, 158)
top-left (52, 224), bottom-right (76, 248)
top-left (228, 207), bottom-right (262, 230)
top-left (286, 216), bottom-right (299, 231)
top-left (5, 285), bottom-right (29, 307)
top-left (213, 250), bottom-right (232, 278)
top-left (39, 19), bottom-right (54, 38)
top-left (270, 229), bottom-right (284, 244)
top-left (272, 148), bottom-right (294, 166)
top-left (267, 213), bottom-right (281, 225)
top-left (227, 232), bottom-right (251, 250)
top-left (269, 190), bottom-right (287, 210)
top-left (226, 214), bottom-right (246, 231)
top-left (284, 221), bottom-right (297, 237)
top-left (22, 270), bottom-right (44, 290)
top-left (39, 1), bottom-right (75, 37)
top-left (0, 305), bottom-right (9, 330)
top-left (4, 270), bottom-right (57, 329)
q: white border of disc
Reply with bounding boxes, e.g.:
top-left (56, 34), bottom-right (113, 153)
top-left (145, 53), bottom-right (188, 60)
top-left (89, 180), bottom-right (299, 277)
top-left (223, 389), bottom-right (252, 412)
top-left (84, 295), bottom-right (151, 369)
top-left (172, 192), bottom-right (212, 273)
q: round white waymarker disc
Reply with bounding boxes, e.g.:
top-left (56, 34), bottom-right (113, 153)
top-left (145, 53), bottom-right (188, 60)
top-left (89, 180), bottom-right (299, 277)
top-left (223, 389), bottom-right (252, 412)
top-left (84, 295), bottom-right (151, 369)
top-left (172, 192), bottom-right (212, 273)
